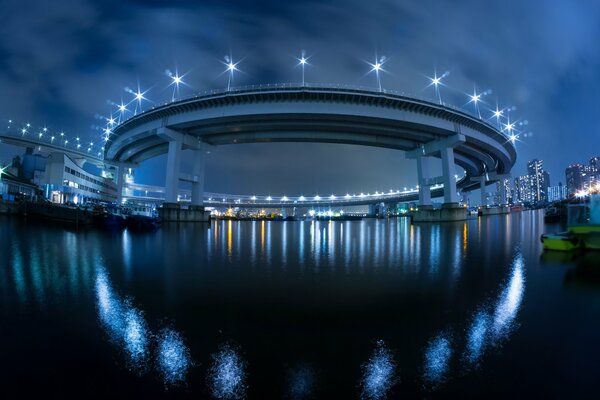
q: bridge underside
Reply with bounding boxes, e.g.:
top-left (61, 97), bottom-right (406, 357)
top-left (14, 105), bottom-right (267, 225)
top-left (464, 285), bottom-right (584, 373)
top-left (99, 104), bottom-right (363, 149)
top-left (105, 86), bottom-right (516, 206)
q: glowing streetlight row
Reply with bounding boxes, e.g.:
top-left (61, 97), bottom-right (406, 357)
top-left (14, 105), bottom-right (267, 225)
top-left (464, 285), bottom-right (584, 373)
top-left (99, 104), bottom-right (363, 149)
top-left (209, 189), bottom-right (424, 204)
top-left (5, 119), bottom-right (105, 158)
top-left (102, 52), bottom-right (527, 148)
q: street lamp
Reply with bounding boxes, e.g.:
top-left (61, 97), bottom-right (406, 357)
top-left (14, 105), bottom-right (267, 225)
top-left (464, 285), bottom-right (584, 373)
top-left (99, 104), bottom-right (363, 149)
top-left (296, 50), bottom-right (310, 86)
top-left (427, 70), bottom-right (449, 104)
top-left (166, 68), bottom-right (184, 101)
top-left (368, 55), bottom-right (387, 92)
top-left (223, 55), bottom-right (240, 91)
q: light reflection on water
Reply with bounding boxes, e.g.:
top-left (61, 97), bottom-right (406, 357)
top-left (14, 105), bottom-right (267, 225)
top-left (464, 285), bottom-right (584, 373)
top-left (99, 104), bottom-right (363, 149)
top-left (360, 340), bottom-right (397, 400)
top-left (208, 343), bottom-right (247, 400)
top-left (464, 310), bottom-right (490, 365)
top-left (95, 267), bottom-right (192, 383)
top-left (423, 334), bottom-right (452, 386)
top-left (0, 214), bottom-right (545, 397)
top-left (423, 249), bottom-right (526, 388)
top-left (492, 252), bottom-right (525, 340)
top-left (157, 328), bottom-right (192, 386)
top-left (95, 268), bottom-right (150, 373)
top-left (287, 363), bottom-right (315, 400)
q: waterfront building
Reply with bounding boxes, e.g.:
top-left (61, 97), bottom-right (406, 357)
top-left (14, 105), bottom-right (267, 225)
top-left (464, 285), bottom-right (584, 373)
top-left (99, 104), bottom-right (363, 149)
top-left (43, 152), bottom-right (118, 204)
top-left (514, 175), bottom-right (534, 204)
top-left (566, 164), bottom-right (585, 197)
top-left (0, 165), bottom-right (38, 201)
top-left (547, 183), bottom-right (567, 203)
top-left (494, 178), bottom-right (512, 205)
top-left (527, 159), bottom-right (550, 204)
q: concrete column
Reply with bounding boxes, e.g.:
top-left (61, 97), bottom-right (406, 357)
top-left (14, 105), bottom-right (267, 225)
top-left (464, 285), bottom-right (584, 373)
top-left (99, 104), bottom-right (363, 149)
top-left (440, 147), bottom-right (458, 203)
top-left (165, 138), bottom-right (182, 203)
top-left (116, 169), bottom-right (124, 204)
top-left (416, 155), bottom-right (432, 206)
top-left (480, 179), bottom-right (487, 206)
top-left (191, 145), bottom-right (205, 206)
top-left (368, 203), bottom-right (377, 217)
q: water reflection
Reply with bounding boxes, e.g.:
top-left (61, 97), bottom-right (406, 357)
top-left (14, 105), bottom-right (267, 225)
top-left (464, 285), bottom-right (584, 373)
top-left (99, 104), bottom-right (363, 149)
top-left (423, 334), bottom-right (452, 386)
top-left (492, 253), bottom-right (525, 340)
top-left (95, 267), bottom-right (192, 384)
top-left (95, 268), bottom-right (150, 373)
top-left (464, 311), bottom-right (490, 365)
top-left (360, 340), bottom-right (397, 400)
top-left (208, 343), bottom-right (247, 399)
top-left (422, 249), bottom-right (526, 387)
top-left (287, 364), bottom-right (315, 399)
top-left (462, 250), bottom-right (525, 366)
top-left (157, 328), bottom-right (192, 386)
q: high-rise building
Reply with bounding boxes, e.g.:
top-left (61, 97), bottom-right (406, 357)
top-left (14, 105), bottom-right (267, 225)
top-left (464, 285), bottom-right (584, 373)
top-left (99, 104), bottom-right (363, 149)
top-left (591, 156), bottom-right (599, 175)
top-left (589, 156), bottom-right (599, 189)
top-left (494, 178), bottom-right (512, 205)
top-left (547, 182), bottom-right (567, 203)
top-left (526, 159), bottom-right (550, 204)
top-left (514, 175), bottom-right (534, 204)
top-left (565, 161), bottom-right (598, 197)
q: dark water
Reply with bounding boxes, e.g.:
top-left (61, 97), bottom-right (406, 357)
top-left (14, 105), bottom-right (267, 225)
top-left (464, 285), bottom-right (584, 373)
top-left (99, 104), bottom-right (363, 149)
top-left (1, 211), bottom-right (599, 398)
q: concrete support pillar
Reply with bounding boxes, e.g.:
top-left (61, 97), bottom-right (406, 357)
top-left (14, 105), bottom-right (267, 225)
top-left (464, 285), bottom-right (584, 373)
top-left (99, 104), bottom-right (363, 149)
top-left (191, 145), bottom-right (205, 206)
top-left (480, 179), bottom-right (487, 206)
top-left (416, 155), bottom-right (432, 206)
top-left (165, 138), bottom-right (182, 203)
top-left (368, 203), bottom-right (377, 217)
top-left (440, 147), bottom-right (458, 203)
top-left (116, 169), bottom-right (125, 204)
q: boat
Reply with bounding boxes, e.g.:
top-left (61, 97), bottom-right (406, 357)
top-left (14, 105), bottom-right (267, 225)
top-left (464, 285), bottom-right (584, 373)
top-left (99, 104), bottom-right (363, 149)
top-left (123, 204), bottom-right (160, 232)
top-left (566, 194), bottom-right (600, 250)
top-left (125, 214), bottom-right (160, 231)
top-left (23, 201), bottom-right (94, 225)
top-left (542, 194), bottom-right (600, 252)
top-left (540, 232), bottom-right (581, 251)
top-left (92, 205), bottom-right (127, 230)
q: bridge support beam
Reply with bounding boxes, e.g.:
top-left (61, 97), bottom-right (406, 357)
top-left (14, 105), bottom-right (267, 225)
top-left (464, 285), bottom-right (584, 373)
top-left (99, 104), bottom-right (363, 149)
top-left (116, 168), bottom-right (125, 204)
top-left (416, 155), bottom-right (432, 206)
top-left (440, 147), bottom-right (458, 204)
top-left (191, 144), bottom-right (205, 206)
top-left (480, 178), bottom-right (487, 206)
top-left (162, 131), bottom-right (183, 203)
top-left (470, 173), bottom-right (511, 207)
top-left (407, 134), bottom-right (465, 206)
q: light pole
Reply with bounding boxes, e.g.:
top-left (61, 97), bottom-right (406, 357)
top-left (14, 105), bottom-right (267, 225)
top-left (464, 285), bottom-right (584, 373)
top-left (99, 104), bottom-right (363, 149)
top-left (223, 55), bottom-right (240, 91)
top-left (428, 70), bottom-right (448, 104)
top-left (296, 50), bottom-right (309, 86)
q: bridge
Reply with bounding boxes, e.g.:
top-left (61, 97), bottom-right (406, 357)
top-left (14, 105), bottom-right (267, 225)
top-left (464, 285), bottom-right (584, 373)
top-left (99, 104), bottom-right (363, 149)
top-left (124, 181), bottom-right (453, 208)
top-left (0, 133), bottom-right (105, 168)
top-left (105, 84), bottom-right (517, 207)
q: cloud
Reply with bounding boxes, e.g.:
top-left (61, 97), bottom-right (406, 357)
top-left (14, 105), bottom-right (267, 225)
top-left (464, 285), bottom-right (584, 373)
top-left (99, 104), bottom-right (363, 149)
top-left (1, 0), bottom-right (599, 191)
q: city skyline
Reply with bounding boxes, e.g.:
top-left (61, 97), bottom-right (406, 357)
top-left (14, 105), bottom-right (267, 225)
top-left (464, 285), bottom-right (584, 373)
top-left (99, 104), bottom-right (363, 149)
top-left (1, 0), bottom-right (600, 195)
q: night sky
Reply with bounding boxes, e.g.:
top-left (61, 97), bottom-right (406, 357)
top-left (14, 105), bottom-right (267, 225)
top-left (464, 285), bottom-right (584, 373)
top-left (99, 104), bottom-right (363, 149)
top-left (1, 0), bottom-right (599, 197)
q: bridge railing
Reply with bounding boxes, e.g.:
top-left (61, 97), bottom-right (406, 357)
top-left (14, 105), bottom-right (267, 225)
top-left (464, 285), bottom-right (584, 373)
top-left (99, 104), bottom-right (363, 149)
top-left (119, 82), bottom-right (511, 141)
